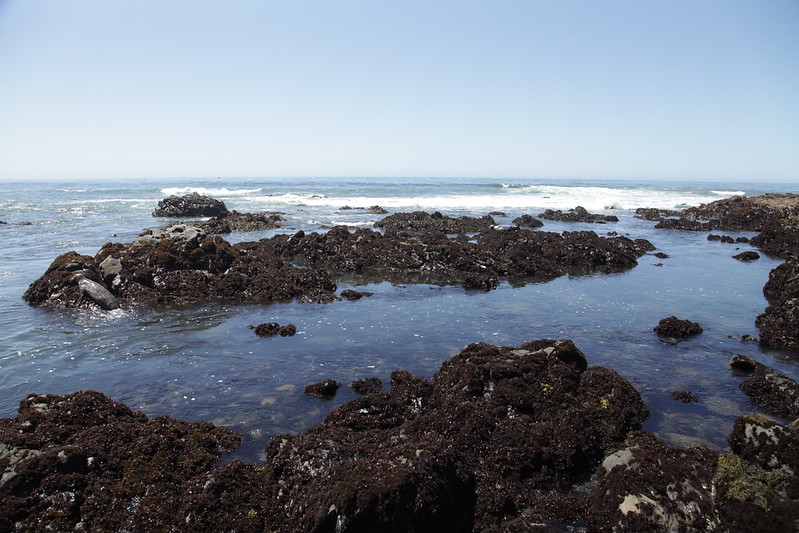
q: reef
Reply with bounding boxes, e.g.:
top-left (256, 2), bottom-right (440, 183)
top-left (23, 213), bottom-right (655, 310)
top-left (538, 206), bottom-right (619, 223)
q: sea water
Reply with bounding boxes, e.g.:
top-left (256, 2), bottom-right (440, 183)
top-left (1, 177), bottom-right (797, 461)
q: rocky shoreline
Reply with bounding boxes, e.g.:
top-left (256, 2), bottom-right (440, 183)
top-left (7, 192), bottom-right (799, 530)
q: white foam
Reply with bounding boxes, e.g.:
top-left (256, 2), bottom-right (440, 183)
top-left (245, 186), bottom-right (734, 213)
top-left (160, 187), bottom-right (262, 197)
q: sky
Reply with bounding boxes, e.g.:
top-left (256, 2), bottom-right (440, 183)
top-left (0, 1), bottom-right (797, 182)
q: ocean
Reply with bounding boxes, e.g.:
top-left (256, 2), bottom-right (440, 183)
top-left (1, 176), bottom-right (798, 462)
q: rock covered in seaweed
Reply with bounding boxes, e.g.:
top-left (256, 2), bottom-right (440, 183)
top-left (0, 390), bottom-right (241, 532)
top-left (197, 210), bottom-right (284, 234)
top-left (756, 257), bottom-right (799, 350)
top-left (538, 206), bottom-right (619, 223)
top-left (653, 316), bottom-right (703, 338)
top-left (152, 192), bottom-right (228, 217)
top-left (655, 193), bottom-right (799, 232)
top-left (374, 210), bottom-right (496, 234)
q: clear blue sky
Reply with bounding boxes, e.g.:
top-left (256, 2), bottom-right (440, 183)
top-left (0, 0), bottom-right (797, 181)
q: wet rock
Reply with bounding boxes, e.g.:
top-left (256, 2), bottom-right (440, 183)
top-left (0, 391), bottom-right (240, 532)
top-left (634, 207), bottom-right (681, 221)
top-left (304, 379), bottom-right (341, 398)
top-left (586, 431), bottom-right (721, 532)
top-left (538, 206), bottom-right (618, 223)
top-left (340, 289), bottom-right (374, 301)
top-left (730, 354), bottom-right (768, 374)
top-left (197, 210), bottom-right (284, 234)
top-left (134, 223), bottom-right (207, 245)
top-left (351, 377), bottom-right (383, 395)
top-left (461, 274), bottom-right (499, 291)
top-left (278, 324), bottom-right (296, 337)
top-left (265, 340), bottom-right (647, 531)
top-left (739, 371), bottom-right (799, 420)
top-left (512, 214), bottom-right (544, 228)
top-left (152, 192), bottom-right (228, 218)
top-left (756, 257), bottom-right (799, 349)
top-left (251, 322), bottom-right (280, 337)
top-left (672, 391), bottom-right (698, 403)
top-left (655, 193), bottom-right (799, 232)
top-left (733, 250), bottom-right (760, 261)
top-left (654, 217), bottom-right (709, 231)
top-left (368, 205), bottom-right (388, 214)
top-left (750, 225), bottom-right (799, 259)
top-left (653, 251), bottom-right (669, 259)
top-left (727, 414), bottom-right (799, 474)
top-left (375, 211), bottom-right (496, 234)
top-left (653, 316), bottom-right (703, 338)
top-left (709, 233), bottom-right (735, 243)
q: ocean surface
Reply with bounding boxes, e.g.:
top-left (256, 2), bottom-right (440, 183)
top-left (1, 176), bottom-right (798, 462)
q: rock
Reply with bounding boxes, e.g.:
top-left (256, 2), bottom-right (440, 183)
top-left (730, 354), bottom-right (768, 374)
top-left (653, 251), bottom-right (669, 259)
top-left (134, 223), bottom-right (207, 246)
top-left (672, 391), bottom-right (698, 403)
top-left (461, 274), bottom-right (499, 291)
top-left (196, 211), bottom-right (284, 234)
top-left (653, 316), bottom-right (703, 338)
top-left (709, 233), bottom-right (735, 243)
top-left (586, 431), bottom-right (721, 532)
top-left (375, 211), bottom-right (496, 234)
top-left (634, 207), bottom-right (681, 221)
top-left (24, 213), bottom-right (654, 308)
top-left (756, 257), bottom-right (799, 349)
top-left (304, 379), bottom-right (341, 398)
top-left (278, 324), bottom-right (296, 337)
top-left (368, 205), bottom-right (388, 214)
top-left (654, 218), bottom-right (709, 231)
top-left (0, 391), bottom-right (240, 532)
top-left (739, 371), bottom-right (799, 420)
top-left (351, 377), bottom-right (383, 395)
top-left (538, 206), bottom-right (618, 223)
top-left (750, 225), bottom-right (799, 259)
top-left (586, 423), bottom-right (799, 532)
top-left (340, 289), bottom-right (374, 301)
top-left (265, 339), bottom-right (647, 531)
top-left (512, 214), bottom-right (544, 228)
top-left (733, 251), bottom-right (760, 261)
top-left (655, 193), bottom-right (799, 232)
top-left (251, 322), bottom-right (280, 337)
top-left (152, 192), bottom-right (228, 217)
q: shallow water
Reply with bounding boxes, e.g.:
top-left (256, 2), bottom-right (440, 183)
top-left (1, 177), bottom-right (798, 462)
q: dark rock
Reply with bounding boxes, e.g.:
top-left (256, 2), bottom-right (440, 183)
top-left (634, 207), bottom-right (681, 221)
top-left (586, 431), bottom-right (721, 532)
top-left (489, 211), bottom-right (507, 217)
top-left (24, 213), bottom-right (654, 308)
top-left (672, 391), bottom-right (698, 403)
top-left (278, 324), bottom-right (296, 337)
top-left (512, 214), bottom-right (544, 228)
top-left (587, 424), bottom-right (799, 532)
top-left (538, 206), bottom-right (618, 224)
top-left (653, 251), bottom-right (669, 259)
top-left (375, 211), bottom-right (495, 234)
top-left (304, 379), bottom-right (341, 398)
top-left (152, 192), bottom-right (228, 218)
top-left (708, 233), bottom-right (735, 243)
top-left (740, 371), bottom-right (799, 420)
top-left (368, 205), bottom-right (388, 214)
top-left (251, 322), bottom-right (280, 337)
top-left (351, 377), bottom-right (383, 395)
top-left (655, 218), bottom-right (709, 231)
top-left (756, 257), bottom-right (799, 349)
top-left (462, 274), bottom-right (499, 291)
top-left (340, 289), bottom-right (374, 300)
top-left (653, 316), bottom-right (703, 338)
top-left (733, 250), bottom-right (760, 261)
top-left (730, 354), bottom-right (768, 374)
top-left (197, 210), bottom-right (284, 234)
top-left (0, 391), bottom-right (240, 532)
top-left (750, 225), bottom-right (799, 259)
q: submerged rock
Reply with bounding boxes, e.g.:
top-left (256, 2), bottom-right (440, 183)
top-left (733, 250), bottom-right (760, 261)
top-left (152, 192), bottom-right (228, 218)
